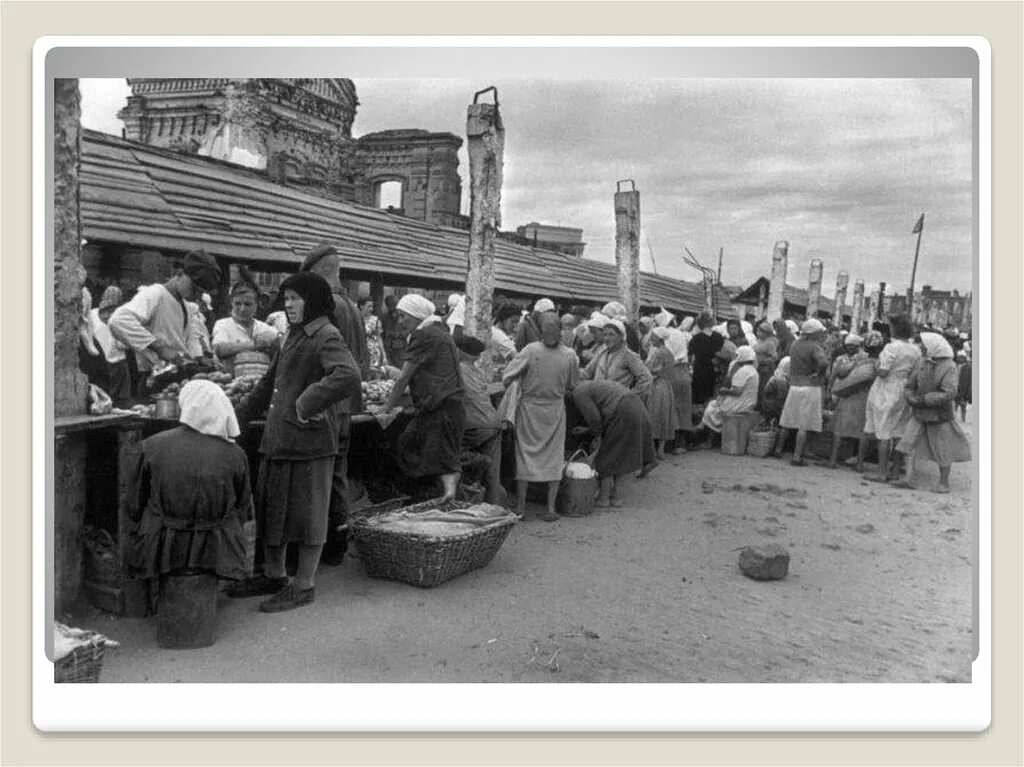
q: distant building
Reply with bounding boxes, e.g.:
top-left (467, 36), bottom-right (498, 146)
top-left (117, 78), bottom-right (466, 229)
top-left (513, 222), bottom-right (586, 257)
top-left (887, 285), bottom-right (972, 329)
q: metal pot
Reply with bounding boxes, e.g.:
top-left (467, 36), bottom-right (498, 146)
top-left (153, 396), bottom-right (181, 420)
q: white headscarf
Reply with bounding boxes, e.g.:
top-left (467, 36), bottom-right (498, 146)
top-left (601, 301), bottom-right (626, 319)
top-left (179, 380), bottom-right (240, 442)
top-left (663, 328), bottom-right (690, 361)
top-left (734, 346), bottom-right (756, 365)
top-left (772, 356), bottom-right (792, 382)
top-left (843, 333), bottom-right (863, 347)
top-left (396, 294), bottom-right (436, 321)
top-left (533, 298), bottom-right (555, 314)
top-left (606, 319), bottom-right (626, 338)
top-left (679, 316), bottom-right (695, 333)
top-left (801, 318), bottom-right (826, 335)
top-left (446, 294), bottom-right (466, 330)
top-left (920, 331), bottom-right (954, 360)
top-left (651, 326), bottom-right (672, 341)
top-left (587, 312), bottom-right (609, 330)
top-left (654, 307), bottom-right (674, 328)
top-left (785, 319), bottom-right (800, 335)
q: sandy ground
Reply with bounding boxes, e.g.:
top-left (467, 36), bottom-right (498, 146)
top-left (73, 422), bottom-right (974, 685)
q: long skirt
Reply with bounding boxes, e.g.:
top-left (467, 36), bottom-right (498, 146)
top-left (896, 418), bottom-right (972, 465)
top-left (594, 395), bottom-right (656, 477)
top-left (831, 388), bottom-right (870, 438)
top-left (701, 399), bottom-right (756, 433)
top-left (667, 362), bottom-right (694, 432)
top-left (396, 397), bottom-right (466, 478)
top-left (514, 396), bottom-right (567, 482)
top-left (647, 377), bottom-right (679, 440)
top-left (779, 385), bottom-right (823, 432)
top-left (256, 456), bottom-right (333, 547)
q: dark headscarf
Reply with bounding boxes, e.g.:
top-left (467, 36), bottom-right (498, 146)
top-left (180, 249), bottom-right (222, 293)
top-left (279, 272), bottom-right (336, 328)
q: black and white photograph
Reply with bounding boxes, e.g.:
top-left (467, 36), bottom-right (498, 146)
top-left (48, 58), bottom-right (978, 694)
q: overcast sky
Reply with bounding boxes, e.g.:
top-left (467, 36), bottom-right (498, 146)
top-left (79, 77), bottom-right (973, 297)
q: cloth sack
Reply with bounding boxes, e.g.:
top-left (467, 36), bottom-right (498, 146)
top-left (831, 359), bottom-right (877, 398)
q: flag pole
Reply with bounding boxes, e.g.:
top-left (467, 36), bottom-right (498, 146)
top-left (909, 210), bottom-right (925, 319)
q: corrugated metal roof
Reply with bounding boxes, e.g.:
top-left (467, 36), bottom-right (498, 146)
top-left (79, 130), bottom-right (736, 318)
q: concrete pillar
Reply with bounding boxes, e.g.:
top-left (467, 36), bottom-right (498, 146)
top-left (766, 241), bottom-right (789, 321)
top-left (806, 258), bottom-right (823, 318)
top-left (877, 281), bottom-right (887, 322)
top-left (850, 280), bottom-right (865, 334)
top-left (866, 290), bottom-right (879, 330)
top-left (834, 270), bottom-right (849, 325)
top-left (758, 280), bottom-right (769, 321)
top-left (54, 78), bottom-right (89, 417)
top-left (463, 87), bottom-right (504, 361)
top-left (614, 180), bottom-right (641, 326)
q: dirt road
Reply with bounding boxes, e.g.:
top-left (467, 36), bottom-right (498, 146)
top-left (80, 441), bottom-right (973, 685)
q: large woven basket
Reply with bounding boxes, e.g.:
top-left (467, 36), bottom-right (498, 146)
top-left (746, 425), bottom-right (777, 457)
top-left (350, 497), bottom-right (518, 588)
top-left (53, 624), bottom-right (118, 683)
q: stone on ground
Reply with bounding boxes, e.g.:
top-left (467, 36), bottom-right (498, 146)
top-left (738, 544), bottom-right (790, 581)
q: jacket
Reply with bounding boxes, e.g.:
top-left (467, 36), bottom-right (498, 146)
top-left (237, 317), bottom-right (361, 460)
top-left (905, 357), bottom-right (958, 424)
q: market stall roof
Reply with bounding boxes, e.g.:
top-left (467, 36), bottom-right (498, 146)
top-left (79, 130), bottom-right (737, 317)
top-left (732, 276), bottom-right (844, 318)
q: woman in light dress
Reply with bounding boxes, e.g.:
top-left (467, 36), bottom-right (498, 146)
top-left (863, 315), bottom-right (921, 482)
top-left (643, 328), bottom-right (680, 460)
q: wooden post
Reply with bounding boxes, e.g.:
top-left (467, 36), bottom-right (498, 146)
top-left (806, 259), bottom-right (823, 319)
top-left (614, 180), bottom-right (641, 326)
top-left (766, 241), bottom-right (789, 321)
top-left (54, 78), bottom-right (89, 417)
top-left (850, 280), bottom-right (865, 333)
top-left (464, 87), bottom-right (504, 367)
top-left (834, 270), bottom-right (849, 326)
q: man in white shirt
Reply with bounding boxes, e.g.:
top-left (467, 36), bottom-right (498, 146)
top-left (109, 250), bottom-right (222, 376)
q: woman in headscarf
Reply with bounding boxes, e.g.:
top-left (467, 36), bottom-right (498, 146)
top-left (644, 327), bottom-right (680, 460)
top-left (601, 301), bottom-right (643, 354)
top-left (576, 312), bottom-right (607, 365)
top-left (229, 272), bottom-right (361, 613)
top-left (863, 314), bottom-right (921, 483)
top-left (358, 297), bottom-right (387, 369)
top-left (893, 332), bottom-right (971, 493)
top-left (955, 349), bottom-right (972, 423)
top-left (572, 379), bottom-right (658, 507)
top-left (694, 346), bottom-right (759, 447)
top-left (725, 318), bottom-right (750, 349)
top-left (382, 293), bottom-right (467, 504)
top-left (559, 313), bottom-right (578, 348)
top-left (212, 281), bottom-right (280, 375)
top-left (514, 297), bottom-right (555, 351)
top-left (761, 356), bottom-right (791, 424)
top-left (126, 380), bottom-right (254, 638)
top-left (826, 333), bottom-right (876, 471)
top-left (639, 315), bottom-right (656, 356)
top-left (580, 319), bottom-right (653, 398)
top-left (751, 320), bottom-right (779, 408)
top-left (445, 293), bottom-right (466, 340)
top-left (81, 285), bottom-right (132, 407)
top-left (776, 318), bottom-right (830, 465)
top-left (687, 312), bottom-right (725, 406)
top-left (662, 324), bottom-right (694, 453)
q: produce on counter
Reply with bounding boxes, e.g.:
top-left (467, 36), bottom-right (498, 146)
top-left (362, 379), bottom-right (395, 410)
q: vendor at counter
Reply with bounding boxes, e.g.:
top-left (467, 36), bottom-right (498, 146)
top-left (382, 294), bottom-right (466, 504)
top-left (454, 335), bottom-right (505, 505)
top-left (108, 250), bottom-right (222, 379)
top-left (211, 281), bottom-right (280, 374)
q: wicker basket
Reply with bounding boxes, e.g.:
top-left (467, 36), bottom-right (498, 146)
top-left (53, 624), bottom-right (118, 683)
top-left (350, 498), bottom-right (518, 588)
top-left (746, 425), bottom-right (777, 457)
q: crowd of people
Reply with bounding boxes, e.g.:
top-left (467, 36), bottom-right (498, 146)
top-left (78, 246), bottom-right (974, 620)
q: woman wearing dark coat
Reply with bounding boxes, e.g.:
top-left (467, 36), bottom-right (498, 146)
top-left (229, 272), bottom-right (361, 613)
top-left (687, 312), bottom-right (725, 406)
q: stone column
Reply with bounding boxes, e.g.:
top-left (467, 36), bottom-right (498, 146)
top-left (54, 79), bottom-right (89, 417)
top-left (464, 88), bottom-right (504, 363)
top-left (766, 241), bottom-right (789, 321)
top-left (866, 290), bottom-right (879, 330)
top-left (758, 280), bottom-right (769, 321)
top-left (614, 180), bottom-right (641, 326)
top-left (850, 280), bottom-right (865, 333)
top-left (877, 281), bottom-right (887, 322)
top-left (834, 270), bottom-right (849, 326)
top-left (806, 259), bottom-right (823, 319)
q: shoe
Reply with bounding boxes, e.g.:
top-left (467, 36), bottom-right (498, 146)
top-left (259, 584), bottom-right (315, 613)
top-left (538, 509), bottom-right (560, 523)
top-left (226, 574), bottom-right (289, 599)
top-left (637, 461), bottom-right (658, 479)
top-left (790, 458), bottom-right (808, 467)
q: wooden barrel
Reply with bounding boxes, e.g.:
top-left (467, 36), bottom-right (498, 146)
top-left (157, 572), bottom-right (218, 649)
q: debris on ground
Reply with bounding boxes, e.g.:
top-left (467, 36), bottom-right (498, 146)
top-left (738, 544), bottom-right (791, 581)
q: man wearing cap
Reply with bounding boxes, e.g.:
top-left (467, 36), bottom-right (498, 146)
top-left (775, 318), bottom-right (830, 465)
top-left (299, 243), bottom-right (369, 565)
top-left (454, 335), bottom-right (505, 504)
top-left (514, 297), bottom-right (555, 351)
top-left (109, 249), bottom-right (223, 380)
top-left (382, 294), bottom-right (466, 502)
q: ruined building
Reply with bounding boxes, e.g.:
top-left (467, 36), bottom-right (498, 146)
top-left (118, 78), bottom-right (466, 228)
top-left (510, 222), bottom-right (586, 258)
